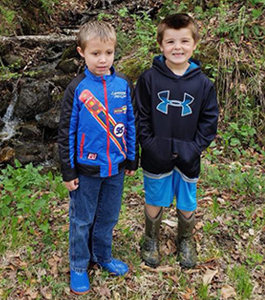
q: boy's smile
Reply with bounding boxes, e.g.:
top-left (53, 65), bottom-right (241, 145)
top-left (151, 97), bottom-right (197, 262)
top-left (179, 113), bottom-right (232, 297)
top-left (77, 37), bottom-right (115, 76)
top-left (159, 28), bottom-right (197, 75)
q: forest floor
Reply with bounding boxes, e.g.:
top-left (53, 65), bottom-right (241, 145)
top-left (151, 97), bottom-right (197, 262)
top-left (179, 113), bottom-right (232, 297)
top-left (0, 149), bottom-right (264, 299)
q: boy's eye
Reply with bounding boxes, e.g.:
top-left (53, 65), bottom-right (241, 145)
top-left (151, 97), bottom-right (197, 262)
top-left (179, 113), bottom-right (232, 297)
top-left (92, 52), bottom-right (98, 56)
top-left (107, 51), bottom-right (113, 55)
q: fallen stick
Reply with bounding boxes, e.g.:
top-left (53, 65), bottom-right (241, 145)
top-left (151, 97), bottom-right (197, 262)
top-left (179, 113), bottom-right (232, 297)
top-left (0, 34), bottom-right (76, 43)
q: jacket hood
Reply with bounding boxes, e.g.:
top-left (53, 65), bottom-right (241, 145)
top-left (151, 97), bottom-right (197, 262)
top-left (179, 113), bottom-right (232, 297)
top-left (152, 55), bottom-right (201, 80)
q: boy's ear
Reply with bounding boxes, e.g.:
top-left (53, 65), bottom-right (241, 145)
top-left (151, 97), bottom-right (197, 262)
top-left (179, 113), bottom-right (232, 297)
top-left (158, 43), bottom-right (164, 53)
top-left (77, 46), bottom-right (84, 57)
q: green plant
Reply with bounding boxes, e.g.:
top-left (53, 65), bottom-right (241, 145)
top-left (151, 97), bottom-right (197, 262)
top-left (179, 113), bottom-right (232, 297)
top-left (0, 5), bottom-right (16, 35)
top-left (39, 0), bottom-right (58, 14)
top-left (203, 221), bottom-right (220, 235)
top-left (228, 265), bottom-right (253, 299)
top-left (197, 284), bottom-right (211, 300)
top-left (220, 118), bottom-right (258, 157)
top-left (246, 251), bottom-right (264, 266)
top-left (0, 160), bottom-right (67, 252)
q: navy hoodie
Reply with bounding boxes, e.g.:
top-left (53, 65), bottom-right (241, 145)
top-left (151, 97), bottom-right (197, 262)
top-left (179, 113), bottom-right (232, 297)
top-left (135, 56), bottom-right (219, 178)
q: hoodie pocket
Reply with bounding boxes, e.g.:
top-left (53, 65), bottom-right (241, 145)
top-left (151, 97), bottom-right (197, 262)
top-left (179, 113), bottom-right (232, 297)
top-left (172, 139), bottom-right (200, 166)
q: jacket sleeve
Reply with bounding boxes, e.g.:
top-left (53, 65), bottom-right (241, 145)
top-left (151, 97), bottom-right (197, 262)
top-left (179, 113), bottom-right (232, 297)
top-left (58, 84), bottom-right (79, 181)
top-left (125, 83), bottom-right (139, 171)
top-left (172, 83), bottom-right (219, 162)
top-left (193, 84), bottom-right (218, 151)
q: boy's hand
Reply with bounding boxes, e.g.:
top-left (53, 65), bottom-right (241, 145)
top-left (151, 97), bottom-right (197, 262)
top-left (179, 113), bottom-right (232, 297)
top-left (64, 178), bottom-right (79, 191)
top-left (125, 170), bottom-right (135, 176)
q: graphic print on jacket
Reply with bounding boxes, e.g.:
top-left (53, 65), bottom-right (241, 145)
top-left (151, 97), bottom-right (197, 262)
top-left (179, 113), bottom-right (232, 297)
top-left (79, 89), bottom-right (127, 159)
top-left (156, 90), bottom-right (194, 116)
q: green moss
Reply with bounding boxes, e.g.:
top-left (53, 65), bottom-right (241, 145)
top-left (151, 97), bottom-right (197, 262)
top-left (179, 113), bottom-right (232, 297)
top-left (0, 5), bottom-right (17, 35)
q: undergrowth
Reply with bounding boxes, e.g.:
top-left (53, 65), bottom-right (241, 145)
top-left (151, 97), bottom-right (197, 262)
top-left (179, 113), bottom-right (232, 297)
top-left (0, 149), bottom-right (264, 299)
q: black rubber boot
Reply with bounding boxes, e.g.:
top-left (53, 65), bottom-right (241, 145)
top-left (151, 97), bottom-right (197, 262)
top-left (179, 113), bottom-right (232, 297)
top-left (141, 207), bottom-right (163, 268)
top-left (176, 210), bottom-right (197, 268)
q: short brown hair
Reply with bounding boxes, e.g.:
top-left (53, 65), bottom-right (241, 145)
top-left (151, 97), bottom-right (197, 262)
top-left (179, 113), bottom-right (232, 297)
top-left (77, 20), bottom-right (117, 51)
top-left (157, 13), bottom-right (200, 45)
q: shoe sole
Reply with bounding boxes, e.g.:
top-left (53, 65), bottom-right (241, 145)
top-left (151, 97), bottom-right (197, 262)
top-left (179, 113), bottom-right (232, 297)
top-left (179, 261), bottom-right (196, 268)
top-left (71, 289), bottom-right (90, 295)
top-left (143, 259), bottom-right (160, 268)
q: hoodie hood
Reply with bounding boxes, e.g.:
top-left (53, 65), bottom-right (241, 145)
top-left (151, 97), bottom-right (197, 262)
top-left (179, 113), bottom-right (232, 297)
top-left (152, 55), bottom-right (201, 80)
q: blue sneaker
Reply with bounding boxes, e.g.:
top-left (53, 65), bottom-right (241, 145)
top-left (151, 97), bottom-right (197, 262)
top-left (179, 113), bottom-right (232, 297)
top-left (97, 258), bottom-right (129, 276)
top-left (70, 270), bottom-right (90, 295)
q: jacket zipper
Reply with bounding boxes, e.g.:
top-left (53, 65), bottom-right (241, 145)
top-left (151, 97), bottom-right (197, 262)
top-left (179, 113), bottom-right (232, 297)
top-left (79, 133), bottom-right (85, 158)
top-left (102, 77), bottom-right (112, 176)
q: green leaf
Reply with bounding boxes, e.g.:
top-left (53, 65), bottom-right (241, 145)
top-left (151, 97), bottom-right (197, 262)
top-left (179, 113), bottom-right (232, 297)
top-left (4, 183), bottom-right (15, 191)
top-left (39, 222), bottom-right (49, 233)
top-left (14, 159), bottom-right (22, 168)
top-left (229, 123), bottom-right (238, 130)
top-left (230, 138), bottom-right (241, 146)
top-left (252, 9), bottom-right (263, 19)
top-left (32, 198), bottom-right (47, 213)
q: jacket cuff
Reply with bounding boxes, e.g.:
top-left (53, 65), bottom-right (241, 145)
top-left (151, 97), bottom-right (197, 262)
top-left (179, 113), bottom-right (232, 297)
top-left (62, 168), bottom-right (78, 182)
top-left (126, 159), bottom-right (138, 171)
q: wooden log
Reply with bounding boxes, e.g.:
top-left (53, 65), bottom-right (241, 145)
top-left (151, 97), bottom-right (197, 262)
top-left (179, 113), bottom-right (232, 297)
top-left (0, 34), bottom-right (76, 44)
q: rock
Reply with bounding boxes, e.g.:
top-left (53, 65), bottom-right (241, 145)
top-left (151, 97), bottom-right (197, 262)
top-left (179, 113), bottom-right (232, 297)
top-left (14, 142), bottom-right (49, 165)
top-left (53, 143), bottom-right (60, 163)
top-left (0, 147), bottom-right (15, 163)
top-left (30, 62), bottom-right (60, 79)
top-left (19, 123), bottom-right (42, 139)
top-left (61, 44), bottom-right (79, 60)
top-left (56, 58), bottom-right (80, 74)
top-left (0, 119), bottom-right (5, 129)
top-left (52, 74), bottom-right (74, 89)
top-left (2, 54), bottom-right (26, 70)
top-left (35, 107), bottom-right (61, 129)
top-left (14, 80), bottom-right (51, 120)
top-left (0, 90), bottom-right (12, 117)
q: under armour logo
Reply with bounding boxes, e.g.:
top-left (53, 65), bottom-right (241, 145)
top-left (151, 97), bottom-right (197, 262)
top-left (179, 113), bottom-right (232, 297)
top-left (156, 91), bottom-right (194, 116)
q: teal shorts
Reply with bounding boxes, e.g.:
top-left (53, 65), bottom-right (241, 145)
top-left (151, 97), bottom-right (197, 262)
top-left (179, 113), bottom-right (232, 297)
top-left (143, 167), bottom-right (198, 211)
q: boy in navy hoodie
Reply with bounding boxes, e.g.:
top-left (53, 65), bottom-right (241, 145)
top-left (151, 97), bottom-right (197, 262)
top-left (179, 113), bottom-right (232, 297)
top-left (135, 14), bottom-right (218, 268)
top-left (58, 21), bottom-right (138, 294)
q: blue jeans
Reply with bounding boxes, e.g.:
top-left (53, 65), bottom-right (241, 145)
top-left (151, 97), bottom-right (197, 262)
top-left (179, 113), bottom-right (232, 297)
top-left (69, 171), bottom-right (125, 273)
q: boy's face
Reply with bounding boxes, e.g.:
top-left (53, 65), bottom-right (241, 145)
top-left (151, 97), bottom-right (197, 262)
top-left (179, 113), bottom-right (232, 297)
top-left (77, 37), bottom-right (115, 76)
top-left (159, 27), bottom-right (197, 73)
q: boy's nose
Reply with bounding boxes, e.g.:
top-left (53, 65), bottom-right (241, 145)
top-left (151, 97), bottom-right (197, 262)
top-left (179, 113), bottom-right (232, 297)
top-left (99, 55), bottom-right (107, 63)
top-left (174, 42), bottom-right (181, 49)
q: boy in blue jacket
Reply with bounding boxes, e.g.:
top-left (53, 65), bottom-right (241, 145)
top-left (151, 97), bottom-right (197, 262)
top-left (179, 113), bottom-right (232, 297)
top-left (135, 14), bottom-right (218, 269)
top-left (58, 21), bottom-right (138, 294)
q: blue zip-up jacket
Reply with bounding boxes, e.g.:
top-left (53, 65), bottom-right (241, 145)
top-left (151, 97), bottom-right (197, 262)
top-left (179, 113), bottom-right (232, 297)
top-left (58, 67), bottom-right (138, 181)
top-left (135, 56), bottom-right (218, 178)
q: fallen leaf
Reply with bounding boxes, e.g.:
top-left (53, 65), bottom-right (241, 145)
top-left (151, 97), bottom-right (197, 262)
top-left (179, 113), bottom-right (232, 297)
top-left (40, 287), bottom-right (52, 299)
top-left (195, 221), bottom-right (204, 230)
top-left (248, 228), bottom-right (255, 236)
top-left (25, 288), bottom-right (38, 299)
top-left (97, 285), bottom-right (111, 298)
top-left (169, 275), bottom-right (179, 284)
top-left (221, 285), bottom-right (236, 299)
top-left (162, 219), bottom-right (178, 227)
top-left (142, 265), bottom-right (175, 273)
top-left (113, 291), bottom-right (121, 300)
top-left (203, 268), bottom-right (218, 285)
